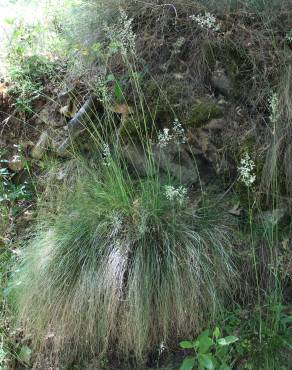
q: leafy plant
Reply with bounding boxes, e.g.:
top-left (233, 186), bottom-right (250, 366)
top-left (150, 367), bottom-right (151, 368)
top-left (0, 162), bottom-right (29, 204)
top-left (7, 54), bottom-right (57, 113)
top-left (179, 328), bottom-right (238, 370)
top-left (5, 19), bottom-right (61, 113)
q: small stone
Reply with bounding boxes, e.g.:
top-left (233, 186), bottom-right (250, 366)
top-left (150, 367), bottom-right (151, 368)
top-left (31, 131), bottom-right (49, 159)
top-left (23, 210), bottom-right (34, 222)
top-left (8, 155), bottom-right (25, 172)
top-left (203, 118), bottom-right (225, 130)
top-left (211, 68), bottom-right (232, 97)
top-left (35, 104), bottom-right (67, 127)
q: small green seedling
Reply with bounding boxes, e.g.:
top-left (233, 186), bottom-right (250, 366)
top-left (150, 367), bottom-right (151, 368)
top-left (179, 327), bottom-right (238, 370)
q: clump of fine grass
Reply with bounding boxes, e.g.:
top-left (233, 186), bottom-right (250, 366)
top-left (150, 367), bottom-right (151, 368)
top-left (261, 66), bottom-right (292, 197)
top-left (13, 145), bottom-right (235, 363)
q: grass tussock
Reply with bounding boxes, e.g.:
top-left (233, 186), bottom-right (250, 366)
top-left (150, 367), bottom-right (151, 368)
top-left (14, 154), bottom-right (235, 362)
top-left (261, 66), bottom-right (292, 197)
top-left (2, 1), bottom-right (291, 368)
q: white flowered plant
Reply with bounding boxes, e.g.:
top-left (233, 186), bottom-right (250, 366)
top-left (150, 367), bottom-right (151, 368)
top-left (269, 93), bottom-right (280, 125)
top-left (110, 211), bottom-right (123, 233)
top-left (173, 36), bottom-right (185, 54)
top-left (190, 12), bottom-right (220, 32)
top-left (0, 339), bottom-right (7, 368)
top-left (164, 185), bottom-right (188, 205)
top-left (96, 76), bottom-right (109, 102)
top-left (286, 30), bottom-right (292, 43)
top-left (238, 153), bottom-right (256, 187)
top-left (103, 8), bottom-right (136, 56)
top-left (158, 128), bottom-right (172, 148)
top-left (159, 341), bottom-right (167, 355)
top-left (173, 118), bottom-right (187, 143)
top-left (158, 118), bottom-right (187, 148)
top-left (102, 143), bottom-right (111, 166)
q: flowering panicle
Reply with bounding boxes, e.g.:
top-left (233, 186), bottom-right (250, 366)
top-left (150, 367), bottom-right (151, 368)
top-left (102, 143), bottom-right (111, 166)
top-left (238, 153), bottom-right (256, 187)
top-left (110, 211), bottom-right (123, 234)
top-left (104, 8), bottom-right (136, 56)
top-left (96, 76), bottom-right (109, 102)
top-left (172, 37), bottom-right (185, 54)
top-left (269, 93), bottom-right (280, 125)
top-left (158, 128), bottom-right (172, 148)
top-left (164, 185), bottom-right (188, 205)
top-left (286, 30), bottom-right (292, 43)
top-left (190, 12), bottom-right (220, 32)
top-left (173, 118), bottom-right (187, 143)
top-left (158, 118), bottom-right (187, 148)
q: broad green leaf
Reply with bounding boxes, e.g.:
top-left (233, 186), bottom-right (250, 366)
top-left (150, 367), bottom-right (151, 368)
top-left (213, 327), bottom-right (220, 340)
top-left (198, 336), bottom-right (213, 354)
top-left (198, 353), bottom-right (215, 370)
top-left (179, 356), bottom-right (196, 370)
top-left (18, 345), bottom-right (32, 364)
top-left (114, 81), bottom-right (124, 102)
top-left (197, 329), bottom-right (210, 339)
top-left (219, 364), bottom-right (231, 370)
top-left (218, 336), bottom-right (239, 346)
top-left (180, 340), bottom-right (194, 349)
top-left (193, 340), bottom-right (200, 349)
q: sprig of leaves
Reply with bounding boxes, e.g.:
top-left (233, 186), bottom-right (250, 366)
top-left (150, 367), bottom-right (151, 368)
top-left (179, 328), bottom-right (238, 370)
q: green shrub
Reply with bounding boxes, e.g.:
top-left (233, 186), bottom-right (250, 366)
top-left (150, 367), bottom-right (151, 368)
top-left (8, 54), bottom-right (58, 113)
top-left (13, 149), bottom-right (236, 363)
top-left (5, 18), bottom-right (62, 113)
top-left (179, 327), bottom-right (238, 370)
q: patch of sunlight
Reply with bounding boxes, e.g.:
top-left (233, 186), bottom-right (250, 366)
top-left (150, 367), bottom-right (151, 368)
top-left (0, 0), bottom-right (55, 75)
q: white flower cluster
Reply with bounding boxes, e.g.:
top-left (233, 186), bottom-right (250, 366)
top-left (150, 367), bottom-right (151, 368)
top-left (190, 12), bottom-right (220, 32)
top-left (102, 143), bottom-right (111, 166)
top-left (286, 30), bottom-right (292, 43)
top-left (173, 37), bottom-right (185, 54)
top-left (158, 128), bottom-right (172, 148)
top-left (159, 341), bottom-right (167, 355)
top-left (238, 153), bottom-right (256, 187)
top-left (269, 93), bottom-right (280, 125)
top-left (104, 8), bottom-right (136, 56)
top-left (96, 76), bottom-right (109, 102)
top-left (164, 185), bottom-right (188, 205)
top-left (110, 211), bottom-right (123, 233)
top-left (173, 118), bottom-right (187, 142)
top-left (158, 118), bottom-right (187, 148)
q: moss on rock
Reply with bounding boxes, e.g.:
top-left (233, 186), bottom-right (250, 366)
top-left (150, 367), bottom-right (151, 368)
top-left (186, 101), bottom-right (224, 128)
